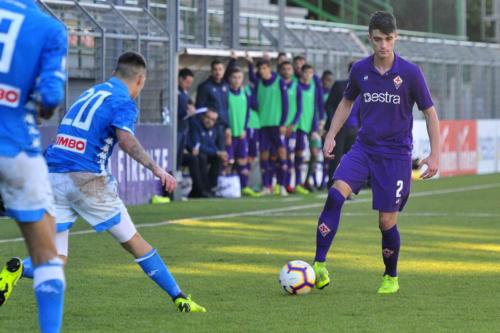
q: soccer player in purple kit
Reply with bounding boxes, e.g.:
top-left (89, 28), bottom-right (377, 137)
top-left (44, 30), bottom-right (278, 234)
top-left (313, 11), bottom-right (440, 294)
top-left (279, 60), bottom-right (303, 194)
top-left (247, 57), bottom-right (289, 195)
top-left (226, 66), bottom-right (259, 197)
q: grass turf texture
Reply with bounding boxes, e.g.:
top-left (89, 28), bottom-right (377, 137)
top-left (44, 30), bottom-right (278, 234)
top-left (1, 174), bottom-right (499, 332)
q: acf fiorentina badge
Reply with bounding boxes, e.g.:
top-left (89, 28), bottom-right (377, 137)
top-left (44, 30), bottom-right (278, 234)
top-left (393, 75), bottom-right (403, 89)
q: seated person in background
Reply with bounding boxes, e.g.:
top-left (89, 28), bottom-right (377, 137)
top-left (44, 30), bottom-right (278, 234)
top-left (186, 109), bottom-right (228, 198)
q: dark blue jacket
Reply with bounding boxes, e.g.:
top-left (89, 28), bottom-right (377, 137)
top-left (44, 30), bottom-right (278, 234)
top-left (177, 87), bottom-right (191, 134)
top-left (195, 58), bottom-right (239, 127)
top-left (187, 117), bottom-right (223, 156)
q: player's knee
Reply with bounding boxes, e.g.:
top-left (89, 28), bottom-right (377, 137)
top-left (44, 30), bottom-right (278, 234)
top-left (332, 180), bottom-right (352, 198)
top-left (379, 215), bottom-right (397, 231)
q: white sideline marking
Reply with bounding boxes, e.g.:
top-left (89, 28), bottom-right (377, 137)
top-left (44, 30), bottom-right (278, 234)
top-left (0, 183), bottom-right (499, 245)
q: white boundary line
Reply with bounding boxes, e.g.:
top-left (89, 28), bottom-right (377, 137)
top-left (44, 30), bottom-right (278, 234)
top-left (0, 182), bottom-right (499, 245)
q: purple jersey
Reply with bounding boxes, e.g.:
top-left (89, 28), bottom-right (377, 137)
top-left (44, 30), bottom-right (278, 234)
top-left (344, 53), bottom-right (433, 159)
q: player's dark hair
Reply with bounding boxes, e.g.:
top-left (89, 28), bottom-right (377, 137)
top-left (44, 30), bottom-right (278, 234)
top-left (278, 60), bottom-right (292, 71)
top-left (321, 70), bottom-right (333, 79)
top-left (278, 52), bottom-right (287, 58)
top-left (256, 59), bottom-right (270, 69)
top-left (369, 11), bottom-right (397, 35)
top-left (348, 61), bottom-right (355, 72)
top-left (211, 59), bottom-right (224, 69)
top-left (293, 55), bottom-right (306, 63)
top-left (115, 51), bottom-right (147, 79)
top-left (228, 66), bottom-right (243, 76)
top-left (301, 63), bottom-right (313, 73)
top-left (179, 68), bottom-right (194, 79)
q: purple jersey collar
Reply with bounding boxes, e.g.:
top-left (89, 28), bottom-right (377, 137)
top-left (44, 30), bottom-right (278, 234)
top-left (367, 52), bottom-right (401, 76)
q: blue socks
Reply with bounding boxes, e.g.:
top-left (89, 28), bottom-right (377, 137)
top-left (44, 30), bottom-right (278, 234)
top-left (381, 225), bottom-right (400, 277)
top-left (135, 249), bottom-right (183, 300)
top-left (315, 187), bottom-right (345, 262)
top-left (22, 257), bottom-right (34, 279)
top-left (33, 258), bottom-right (65, 333)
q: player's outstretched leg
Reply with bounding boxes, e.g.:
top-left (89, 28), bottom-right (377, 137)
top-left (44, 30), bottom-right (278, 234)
top-left (135, 248), bottom-right (206, 312)
top-left (0, 258), bottom-right (23, 306)
top-left (313, 186), bottom-right (346, 289)
top-left (377, 224), bottom-right (400, 294)
top-left (118, 229), bottom-right (206, 313)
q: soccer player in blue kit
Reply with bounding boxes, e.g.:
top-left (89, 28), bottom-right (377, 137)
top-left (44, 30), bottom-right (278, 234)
top-left (0, 0), bottom-right (67, 332)
top-left (5, 52), bottom-right (206, 313)
top-left (313, 12), bottom-right (440, 294)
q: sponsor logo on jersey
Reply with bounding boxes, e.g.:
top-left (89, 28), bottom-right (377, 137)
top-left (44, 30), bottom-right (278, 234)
top-left (393, 75), bottom-right (403, 89)
top-left (363, 92), bottom-right (401, 105)
top-left (54, 134), bottom-right (87, 154)
top-left (0, 84), bottom-right (20, 108)
top-left (363, 75), bottom-right (369, 81)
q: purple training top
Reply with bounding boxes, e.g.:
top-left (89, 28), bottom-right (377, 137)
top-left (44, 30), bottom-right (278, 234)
top-left (344, 53), bottom-right (434, 159)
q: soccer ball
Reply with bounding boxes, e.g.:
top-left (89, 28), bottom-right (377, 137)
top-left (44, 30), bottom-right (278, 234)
top-left (279, 260), bottom-right (315, 295)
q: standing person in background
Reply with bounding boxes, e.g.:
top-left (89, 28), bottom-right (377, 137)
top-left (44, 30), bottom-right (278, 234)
top-left (247, 56), bottom-right (289, 195)
top-left (279, 61), bottom-right (304, 194)
top-left (324, 62), bottom-right (360, 188)
top-left (292, 55), bottom-right (306, 81)
top-left (245, 84), bottom-right (260, 173)
top-left (196, 57), bottom-right (236, 158)
top-left (276, 52), bottom-right (288, 72)
top-left (321, 70), bottom-right (335, 106)
top-left (0, 1), bottom-right (68, 331)
top-left (295, 64), bottom-right (322, 194)
top-left (177, 68), bottom-right (196, 170)
top-left (226, 66), bottom-right (259, 197)
top-left (319, 70), bottom-right (335, 188)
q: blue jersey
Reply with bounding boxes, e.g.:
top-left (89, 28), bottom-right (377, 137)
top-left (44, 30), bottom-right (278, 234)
top-left (0, 0), bottom-right (67, 157)
top-left (45, 77), bottom-right (138, 174)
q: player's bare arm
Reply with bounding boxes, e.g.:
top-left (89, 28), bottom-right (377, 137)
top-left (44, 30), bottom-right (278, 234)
top-left (116, 128), bottom-right (176, 192)
top-left (323, 97), bottom-right (354, 159)
top-left (419, 106), bottom-right (440, 179)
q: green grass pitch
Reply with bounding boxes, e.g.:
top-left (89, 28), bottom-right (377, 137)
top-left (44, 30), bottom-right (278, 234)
top-left (1, 174), bottom-right (499, 332)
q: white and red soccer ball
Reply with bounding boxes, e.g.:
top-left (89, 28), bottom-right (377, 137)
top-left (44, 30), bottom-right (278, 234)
top-left (279, 260), bottom-right (315, 295)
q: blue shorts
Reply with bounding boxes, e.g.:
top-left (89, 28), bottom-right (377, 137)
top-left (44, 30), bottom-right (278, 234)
top-left (334, 144), bottom-right (412, 212)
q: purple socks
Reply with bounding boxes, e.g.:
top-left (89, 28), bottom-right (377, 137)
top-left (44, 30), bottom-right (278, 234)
top-left (381, 225), bottom-right (400, 277)
top-left (314, 187), bottom-right (345, 262)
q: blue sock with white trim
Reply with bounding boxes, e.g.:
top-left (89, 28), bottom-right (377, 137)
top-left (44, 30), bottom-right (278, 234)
top-left (22, 257), bottom-right (34, 279)
top-left (33, 258), bottom-right (65, 333)
top-left (135, 249), bottom-right (184, 300)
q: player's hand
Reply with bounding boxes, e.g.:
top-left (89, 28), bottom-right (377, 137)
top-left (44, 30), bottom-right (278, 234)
top-left (279, 126), bottom-right (287, 136)
top-left (263, 51), bottom-right (270, 60)
top-left (217, 150), bottom-right (228, 162)
top-left (153, 166), bottom-right (177, 193)
top-left (229, 49), bottom-right (237, 59)
top-left (225, 128), bottom-right (232, 145)
top-left (419, 154), bottom-right (439, 179)
top-left (186, 104), bottom-right (196, 117)
top-left (286, 126), bottom-right (294, 138)
top-left (323, 133), bottom-right (336, 159)
top-left (240, 131), bottom-right (246, 139)
top-left (245, 52), bottom-right (253, 64)
top-left (192, 147), bottom-right (199, 156)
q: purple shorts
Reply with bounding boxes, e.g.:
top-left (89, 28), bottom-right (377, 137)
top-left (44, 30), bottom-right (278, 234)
top-left (334, 144), bottom-right (412, 212)
top-left (295, 130), bottom-right (307, 152)
top-left (259, 126), bottom-right (285, 153)
top-left (247, 128), bottom-right (259, 158)
top-left (227, 137), bottom-right (249, 161)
